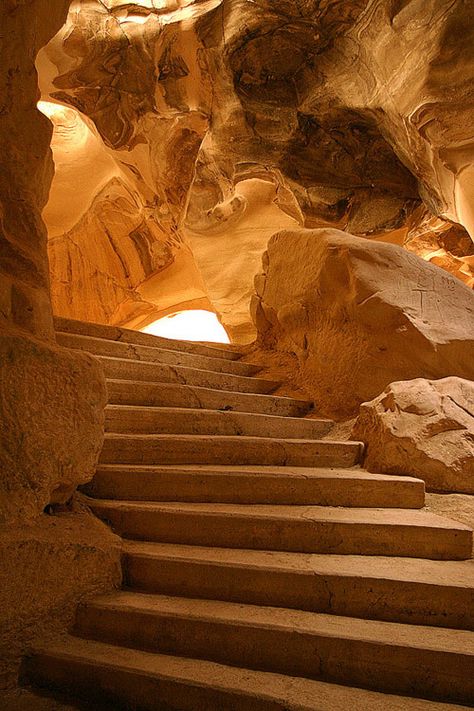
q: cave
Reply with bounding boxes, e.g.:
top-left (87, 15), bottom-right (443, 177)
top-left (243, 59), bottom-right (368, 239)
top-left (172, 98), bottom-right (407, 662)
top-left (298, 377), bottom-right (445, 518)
top-left (1, 1), bottom-right (474, 709)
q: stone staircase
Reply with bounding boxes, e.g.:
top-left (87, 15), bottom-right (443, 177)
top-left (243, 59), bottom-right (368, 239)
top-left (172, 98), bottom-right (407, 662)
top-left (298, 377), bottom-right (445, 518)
top-left (25, 317), bottom-right (474, 710)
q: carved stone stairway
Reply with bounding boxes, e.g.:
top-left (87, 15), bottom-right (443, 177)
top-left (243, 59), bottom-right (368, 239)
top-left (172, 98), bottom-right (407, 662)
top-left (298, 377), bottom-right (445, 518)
top-left (25, 317), bottom-right (474, 710)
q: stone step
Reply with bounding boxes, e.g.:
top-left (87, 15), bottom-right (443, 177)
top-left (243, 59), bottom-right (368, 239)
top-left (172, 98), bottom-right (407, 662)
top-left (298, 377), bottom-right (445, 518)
top-left (123, 542), bottom-right (474, 629)
top-left (90, 464), bottom-right (425, 507)
top-left (106, 379), bottom-right (312, 417)
top-left (99, 434), bottom-right (363, 467)
top-left (105, 405), bottom-right (333, 439)
top-left (54, 315), bottom-right (244, 361)
top-left (27, 638), bottom-right (472, 711)
top-left (73, 593), bottom-right (474, 704)
top-left (99, 356), bottom-right (280, 394)
top-left (56, 331), bottom-right (259, 377)
top-left (88, 500), bottom-right (473, 559)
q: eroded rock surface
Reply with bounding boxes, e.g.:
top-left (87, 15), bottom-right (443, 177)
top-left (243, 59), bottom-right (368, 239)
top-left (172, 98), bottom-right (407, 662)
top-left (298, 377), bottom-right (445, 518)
top-left (0, 2), bottom-right (117, 688)
top-left (34, 0), bottom-right (474, 338)
top-left (0, 336), bottom-right (107, 524)
top-left (253, 228), bottom-right (474, 417)
top-left (352, 378), bottom-right (474, 494)
top-left (0, 510), bottom-right (121, 687)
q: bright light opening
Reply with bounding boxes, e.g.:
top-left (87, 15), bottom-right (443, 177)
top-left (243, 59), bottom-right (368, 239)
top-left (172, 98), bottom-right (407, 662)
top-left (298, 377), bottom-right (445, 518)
top-left (38, 100), bottom-right (74, 120)
top-left (141, 310), bottom-right (230, 344)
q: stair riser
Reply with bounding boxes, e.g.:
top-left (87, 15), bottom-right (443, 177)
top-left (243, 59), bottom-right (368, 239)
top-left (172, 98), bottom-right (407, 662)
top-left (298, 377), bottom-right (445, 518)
top-left (100, 358), bottom-right (279, 395)
top-left (91, 506), bottom-right (471, 559)
top-left (75, 608), bottom-right (474, 705)
top-left (104, 409), bottom-right (332, 439)
top-left (99, 438), bottom-right (362, 468)
top-left (57, 332), bottom-right (259, 377)
top-left (54, 316), bottom-right (243, 361)
top-left (106, 380), bottom-right (312, 417)
top-left (124, 554), bottom-right (473, 629)
top-left (90, 470), bottom-right (424, 507)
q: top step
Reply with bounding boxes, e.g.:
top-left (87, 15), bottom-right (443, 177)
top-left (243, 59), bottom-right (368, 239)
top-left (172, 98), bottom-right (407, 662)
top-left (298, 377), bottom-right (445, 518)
top-left (54, 316), bottom-right (245, 361)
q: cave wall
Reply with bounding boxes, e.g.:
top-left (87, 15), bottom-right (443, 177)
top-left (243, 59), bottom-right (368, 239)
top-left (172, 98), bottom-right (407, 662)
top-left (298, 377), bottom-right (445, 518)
top-left (37, 0), bottom-right (218, 330)
top-left (34, 0), bottom-right (473, 340)
top-left (0, 0), bottom-right (121, 688)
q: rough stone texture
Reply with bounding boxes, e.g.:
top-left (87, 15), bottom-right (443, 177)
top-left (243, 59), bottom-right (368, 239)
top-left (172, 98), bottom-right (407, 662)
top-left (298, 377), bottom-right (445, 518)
top-left (0, 2), bottom-right (119, 693)
top-left (33, 0), bottom-right (474, 339)
top-left (37, 0), bottom-right (218, 331)
top-left (425, 493), bottom-right (474, 534)
top-left (0, 0), bottom-right (108, 524)
top-left (0, 510), bottom-right (122, 689)
top-left (253, 228), bottom-right (474, 417)
top-left (0, 0), bottom-right (70, 339)
top-left (352, 378), bottom-right (474, 494)
top-left (0, 335), bottom-right (106, 524)
top-left (0, 0), bottom-right (111, 521)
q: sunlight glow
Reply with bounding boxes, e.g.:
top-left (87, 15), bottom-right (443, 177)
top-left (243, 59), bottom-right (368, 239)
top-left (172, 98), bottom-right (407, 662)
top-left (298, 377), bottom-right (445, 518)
top-left (141, 310), bottom-right (230, 344)
top-left (38, 100), bottom-right (73, 120)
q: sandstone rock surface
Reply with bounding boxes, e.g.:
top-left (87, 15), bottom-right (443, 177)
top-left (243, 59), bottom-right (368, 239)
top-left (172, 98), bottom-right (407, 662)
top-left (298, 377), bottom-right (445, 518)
top-left (352, 378), bottom-right (474, 494)
top-left (0, 510), bottom-right (122, 688)
top-left (0, 0), bottom-right (109, 526)
top-left (253, 229), bottom-right (474, 417)
top-left (0, 335), bottom-right (107, 524)
top-left (33, 0), bottom-right (474, 339)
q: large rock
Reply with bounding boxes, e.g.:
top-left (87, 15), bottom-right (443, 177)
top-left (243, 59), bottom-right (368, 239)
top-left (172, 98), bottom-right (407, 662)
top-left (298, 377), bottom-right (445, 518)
top-left (352, 377), bottom-right (474, 494)
top-left (253, 228), bottom-right (474, 417)
top-left (0, 335), bottom-right (107, 525)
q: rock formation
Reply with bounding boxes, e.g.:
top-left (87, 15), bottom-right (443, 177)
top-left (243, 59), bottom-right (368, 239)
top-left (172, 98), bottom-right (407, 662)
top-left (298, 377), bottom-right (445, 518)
top-left (352, 377), bottom-right (474, 494)
top-left (0, 0), bottom-right (120, 687)
top-left (33, 0), bottom-right (473, 340)
top-left (252, 228), bottom-right (474, 417)
top-left (1, 0), bottom-right (474, 695)
top-left (0, 0), bottom-right (109, 527)
top-left (0, 336), bottom-right (106, 523)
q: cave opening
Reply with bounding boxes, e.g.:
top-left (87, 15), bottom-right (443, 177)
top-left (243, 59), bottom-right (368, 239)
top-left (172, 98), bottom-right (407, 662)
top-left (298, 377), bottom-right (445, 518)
top-left (141, 309), bottom-right (230, 343)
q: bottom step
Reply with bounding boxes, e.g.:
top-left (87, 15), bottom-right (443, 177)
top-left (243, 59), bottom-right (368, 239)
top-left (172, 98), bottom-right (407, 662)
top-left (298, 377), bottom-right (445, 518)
top-left (26, 638), bottom-right (472, 711)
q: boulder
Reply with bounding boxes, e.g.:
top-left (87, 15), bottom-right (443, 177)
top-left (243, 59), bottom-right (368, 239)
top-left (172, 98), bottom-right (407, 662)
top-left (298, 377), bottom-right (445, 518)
top-left (253, 228), bottom-right (474, 417)
top-left (352, 377), bottom-right (474, 494)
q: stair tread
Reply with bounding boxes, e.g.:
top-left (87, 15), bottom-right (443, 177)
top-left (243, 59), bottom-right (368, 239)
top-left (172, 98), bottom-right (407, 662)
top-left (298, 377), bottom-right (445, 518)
top-left (95, 463), bottom-right (422, 483)
top-left (30, 637), bottom-right (471, 711)
top-left (104, 405), bottom-right (333, 438)
top-left (54, 316), bottom-right (245, 360)
top-left (57, 332), bottom-right (259, 376)
top-left (105, 404), bottom-right (330, 424)
top-left (103, 433), bottom-right (361, 445)
top-left (83, 592), bottom-right (474, 654)
top-left (98, 355), bottom-right (280, 386)
top-left (56, 331), bottom-right (247, 363)
top-left (123, 541), bottom-right (474, 588)
top-left (106, 379), bottom-right (311, 404)
top-left (90, 499), bottom-right (471, 530)
top-left (105, 379), bottom-right (313, 417)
